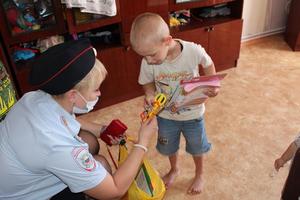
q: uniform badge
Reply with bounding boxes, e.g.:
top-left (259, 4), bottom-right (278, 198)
top-left (72, 147), bottom-right (96, 171)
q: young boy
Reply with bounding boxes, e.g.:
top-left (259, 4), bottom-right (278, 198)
top-left (0, 39), bottom-right (157, 200)
top-left (130, 13), bottom-right (219, 195)
top-left (274, 134), bottom-right (300, 171)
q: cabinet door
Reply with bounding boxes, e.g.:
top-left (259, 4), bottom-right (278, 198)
top-left (96, 46), bottom-right (126, 108)
top-left (123, 48), bottom-right (143, 96)
top-left (172, 27), bottom-right (209, 50)
top-left (208, 19), bottom-right (242, 71)
top-left (96, 46), bottom-right (143, 109)
top-left (120, 0), bottom-right (169, 33)
top-left (285, 0), bottom-right (300, 51)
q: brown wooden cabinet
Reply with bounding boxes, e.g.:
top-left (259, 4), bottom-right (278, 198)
top-left (208, 19), bottom-right (242, 70)
top-left (173, 19), bottom-right (242, 72)
top-left (95, 47), bottom-right (143, 109)
top-left (0, 0), bottom-right (244, 109)
top-left (171, 0), bottom-right (243, 72)
top-left (96, 46), bottom-right (127, 108)
top-left (285, 0), bottom-right (300, 51)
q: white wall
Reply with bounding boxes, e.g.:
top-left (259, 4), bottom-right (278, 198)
top-left (242, 0), bottom-right (292, 41)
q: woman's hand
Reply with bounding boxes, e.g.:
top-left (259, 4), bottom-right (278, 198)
top-left (137, 117), bottom-right (158, 147)
top-left (107, 135), bottom-right (126, 145)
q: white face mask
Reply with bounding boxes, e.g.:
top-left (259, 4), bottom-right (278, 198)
top-left (73, 91), bottom-right (99, 114)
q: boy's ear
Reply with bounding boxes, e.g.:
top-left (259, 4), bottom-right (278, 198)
top-left (163, 35), bottom-right (173, 45)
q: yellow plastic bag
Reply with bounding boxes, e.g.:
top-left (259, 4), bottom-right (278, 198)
top-left (118, 143), bottom-right (166, 200)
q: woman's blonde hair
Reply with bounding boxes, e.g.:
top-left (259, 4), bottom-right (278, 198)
top-left (74, 59), bottom-right (107, 91)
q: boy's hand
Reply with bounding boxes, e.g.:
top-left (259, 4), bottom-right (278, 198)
top-left (144, 94), bottom-right (155, 107)
top-left (203, 87), bottom-right (220, 97)
top-left (170, 103), bottom-right (179, 113)
top-left (274, 157), bottom-right (285, 171)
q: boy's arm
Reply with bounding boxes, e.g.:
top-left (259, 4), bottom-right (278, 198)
top-left (142, 82), bottom-right (156, 105)
top-left (203, 63), bottom-right (219, 97)
top-left (274, 141), bottom-right (298, 171)
top-left (203, 63), bottom-right (216, 76)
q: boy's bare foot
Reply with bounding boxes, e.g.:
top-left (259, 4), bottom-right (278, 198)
top-left (187, 176), bottom-right (204, 195)
top-left (162, 169), bottom-right (180, 189)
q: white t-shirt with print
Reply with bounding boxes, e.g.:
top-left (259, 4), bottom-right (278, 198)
top-left (0, 90), bottom-right (107, 200)
top-left (139, 39), bottom-right (213, 121)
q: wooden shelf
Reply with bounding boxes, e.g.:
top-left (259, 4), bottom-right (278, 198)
top-left (0, 0), bottom-right (65, 46)
top-left (64, 0), bottom-right (121, 34)
top-left (6, 27), bottom-right (67, 46)
top-left (169, 0), bottom-right (213, 12)
top-left (169, 0), bottom-right (236, 11)
top-left (170, 16), bottom-right (238, 34)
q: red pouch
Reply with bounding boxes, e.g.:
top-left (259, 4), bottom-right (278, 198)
top-left (100, 119), bottom-right (128, 146)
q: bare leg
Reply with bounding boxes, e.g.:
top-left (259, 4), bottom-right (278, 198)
top-left (187, 155), bottom-right (204, 195)
top-left (162, 152), bottom-right (180, 189)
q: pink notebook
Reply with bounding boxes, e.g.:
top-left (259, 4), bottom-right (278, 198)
top-left (181, 73), bottom-right (227, 92)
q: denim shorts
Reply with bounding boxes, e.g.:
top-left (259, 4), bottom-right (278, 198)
top-left (156, 116), bottom-right (211, 156)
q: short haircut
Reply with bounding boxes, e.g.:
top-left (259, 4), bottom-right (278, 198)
top-left (130, 12), bottom-right (170, 50)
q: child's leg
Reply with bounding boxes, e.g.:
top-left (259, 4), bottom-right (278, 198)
top-left (182, 117), bottom-right (211, 195)
top-left (78, 130), bottom-right (100, 155)
top-left (156, 117), bottom-right (181, 189)
top-left (163, 152), bottom-right (180, 189)
top-left (187, 155), bottom-right (203, 195)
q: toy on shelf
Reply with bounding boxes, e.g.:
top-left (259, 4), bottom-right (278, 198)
top-left (140, 93), bottom-right (167, 122)
top-left (169, 10), bottom-right (190, 27)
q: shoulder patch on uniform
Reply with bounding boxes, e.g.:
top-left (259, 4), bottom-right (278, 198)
top-left (72, 147), bottom-right (96, 171)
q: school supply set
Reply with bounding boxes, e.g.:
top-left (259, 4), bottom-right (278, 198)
top-left (118, 139), bottom-right (166, 200)
top-left (100, 118), bottom-right (166, 200)
top-left (165, 73), bottom-right (227, 112)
